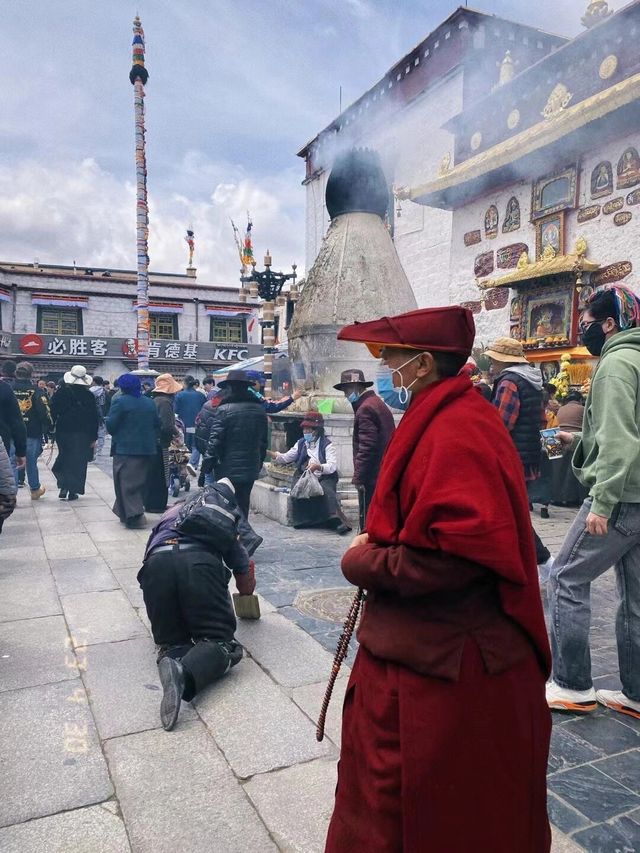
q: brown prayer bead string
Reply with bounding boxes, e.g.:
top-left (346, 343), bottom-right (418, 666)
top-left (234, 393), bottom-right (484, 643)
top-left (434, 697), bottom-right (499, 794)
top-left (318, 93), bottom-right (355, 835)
top-left (316, 587), bottom-right (364, 742)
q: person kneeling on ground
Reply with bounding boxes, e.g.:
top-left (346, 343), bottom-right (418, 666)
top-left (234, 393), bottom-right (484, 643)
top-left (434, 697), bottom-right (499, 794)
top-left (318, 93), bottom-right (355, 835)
top-left (137, 478), bottom-right (255, 731)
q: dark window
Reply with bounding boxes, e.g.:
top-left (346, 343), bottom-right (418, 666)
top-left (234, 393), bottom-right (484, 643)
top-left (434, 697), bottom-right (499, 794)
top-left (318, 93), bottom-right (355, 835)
top-left (210, 318), bottom-right (246, 343)
top-left (37, 307), bottom-right (83, 335)
top-left (149, 313), bottom-right (178, 339)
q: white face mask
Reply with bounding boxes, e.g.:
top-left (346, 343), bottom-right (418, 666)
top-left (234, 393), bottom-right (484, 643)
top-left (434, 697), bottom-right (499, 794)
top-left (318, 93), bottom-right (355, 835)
top-left (388, 352), bottom-right (424, 406)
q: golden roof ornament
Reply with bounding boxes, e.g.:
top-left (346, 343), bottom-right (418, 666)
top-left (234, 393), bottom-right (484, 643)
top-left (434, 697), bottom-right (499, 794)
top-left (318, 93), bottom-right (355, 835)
top-left (517, 250), bottom-right (530, 270)
top-left (541, 244), bottom-right (557, 261)
top-left (498, 50), bottom-right (515, 87)
top-left (582, 0), bottom-right (613, 28)
top-left (542, 83), bottom-right (573, 119)
top-left (438, 152), bottom-right (452, 176)
top-left (574, 236), bottom-right (588, 258)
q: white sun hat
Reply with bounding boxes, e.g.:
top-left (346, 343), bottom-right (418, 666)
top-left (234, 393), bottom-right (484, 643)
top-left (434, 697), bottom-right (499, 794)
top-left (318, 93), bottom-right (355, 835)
top-left (63, 365), bottom-right (93, 386)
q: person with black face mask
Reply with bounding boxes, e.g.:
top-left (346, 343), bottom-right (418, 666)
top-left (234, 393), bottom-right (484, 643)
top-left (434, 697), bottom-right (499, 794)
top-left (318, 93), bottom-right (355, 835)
top-left (547, 284), bottom-right (640, 721)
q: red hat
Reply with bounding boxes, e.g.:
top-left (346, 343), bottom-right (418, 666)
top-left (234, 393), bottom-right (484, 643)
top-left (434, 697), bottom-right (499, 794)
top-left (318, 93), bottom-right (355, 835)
top-left (337, 305), bottom-right (475, 358)
top-left (300, 412), bottom-right (324, 429)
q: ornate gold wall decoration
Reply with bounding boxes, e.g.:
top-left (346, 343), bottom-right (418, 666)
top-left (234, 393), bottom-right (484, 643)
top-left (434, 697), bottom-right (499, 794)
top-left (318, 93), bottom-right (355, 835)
top-left (542, 84), bottom-right (573, 119)
top-left (498, 51), bottom-right (515, 87)
top-left (599, 55), bottom-right (618, 80)
top-left (614, 211), bottom-right (633, 226)
top-left (470, 132), bottom-right (482, 151)
top-left (438, 152), bottom-right (452, 176)
top-left (507, 109), bottom-right (520, 130)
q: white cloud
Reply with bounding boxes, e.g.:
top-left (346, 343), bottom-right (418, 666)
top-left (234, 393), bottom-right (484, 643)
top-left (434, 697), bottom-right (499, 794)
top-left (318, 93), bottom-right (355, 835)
top-left (0, 157), bottom-right (305, 284)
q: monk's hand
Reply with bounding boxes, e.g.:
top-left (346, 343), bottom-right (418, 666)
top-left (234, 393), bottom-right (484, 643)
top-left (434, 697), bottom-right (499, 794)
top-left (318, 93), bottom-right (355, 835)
top-left (348, 532), bottom-right (369, 550)
top-left (308, 462), bottom-right (322, 473)
top-left (586, 512), bottom-right (608, 536)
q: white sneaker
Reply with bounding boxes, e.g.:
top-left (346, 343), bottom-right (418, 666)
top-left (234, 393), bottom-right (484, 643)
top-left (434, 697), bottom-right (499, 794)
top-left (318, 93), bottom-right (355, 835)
top-left (537, 556), bottom-right (554, 584)
top-left (546, 680), bottom-right (597, 713)
top-left (186, 463), bottom-right (197, 477)
top-left (596, 689), bottom-right (640, 720)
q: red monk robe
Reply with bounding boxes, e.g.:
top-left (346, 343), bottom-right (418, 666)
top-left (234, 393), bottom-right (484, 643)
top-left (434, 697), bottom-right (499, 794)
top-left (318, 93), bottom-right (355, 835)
top-left (325, 373), bottom-right (552, 853)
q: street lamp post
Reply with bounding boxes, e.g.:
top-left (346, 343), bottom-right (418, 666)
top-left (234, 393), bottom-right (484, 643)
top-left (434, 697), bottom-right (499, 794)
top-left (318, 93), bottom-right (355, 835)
top-left (240, 251), bottom-right (298, 395)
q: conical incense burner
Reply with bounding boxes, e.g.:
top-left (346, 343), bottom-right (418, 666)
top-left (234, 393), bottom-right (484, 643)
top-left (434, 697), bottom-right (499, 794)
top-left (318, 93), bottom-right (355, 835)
top-left (288, 148), bottom-right (417, 409)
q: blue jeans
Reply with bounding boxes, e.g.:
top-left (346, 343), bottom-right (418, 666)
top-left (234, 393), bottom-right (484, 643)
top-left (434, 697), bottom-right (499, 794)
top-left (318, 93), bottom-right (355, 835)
top-left (13, 437), bottom-right (42, 490)
top-left (549, 497), bottom-right (640, 702)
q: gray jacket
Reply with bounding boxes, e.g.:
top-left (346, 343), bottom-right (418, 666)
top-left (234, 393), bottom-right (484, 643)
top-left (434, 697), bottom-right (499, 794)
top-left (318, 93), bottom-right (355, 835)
top-left (0, 437), bottom-right (17, 498)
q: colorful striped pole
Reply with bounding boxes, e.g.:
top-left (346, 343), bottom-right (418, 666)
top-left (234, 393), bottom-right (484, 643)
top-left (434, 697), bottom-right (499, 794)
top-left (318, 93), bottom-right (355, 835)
top-left (129, 16), bottom-right (150, 371)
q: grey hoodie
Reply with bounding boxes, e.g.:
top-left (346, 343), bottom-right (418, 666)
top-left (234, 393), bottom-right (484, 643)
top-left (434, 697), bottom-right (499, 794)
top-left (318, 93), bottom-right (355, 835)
top-left (498, 363), bottom-right (543, 390)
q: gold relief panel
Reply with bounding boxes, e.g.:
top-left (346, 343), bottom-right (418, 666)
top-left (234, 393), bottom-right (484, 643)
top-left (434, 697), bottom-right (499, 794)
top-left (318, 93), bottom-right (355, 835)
top-left (507, 109), bottom-right (520, 130)
top-left (470, 132), bottom-right (482, 151)
top-left (603, 197), bottom-right (624, 215)
top-left (542, 84), bottom-right (573, 120)
top-left (614, 211), bottom-right (632, 226)
top-left (599, 55), bottom-right (618, 81)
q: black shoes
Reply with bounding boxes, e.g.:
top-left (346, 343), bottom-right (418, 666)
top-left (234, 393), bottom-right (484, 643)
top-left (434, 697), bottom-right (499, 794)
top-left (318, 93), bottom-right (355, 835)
top-left (541, 507), bottom-right (550, 519)
top-left (125, 514), bottom-right (147, 529)
top-left (158, 657), bottom-right (185, 731)
top-left (59, 490), bottom-right (68, 500)
top-left (67, 493), bottom-right (79, 501)
top-left (336, 522), bottom-right (351, 536)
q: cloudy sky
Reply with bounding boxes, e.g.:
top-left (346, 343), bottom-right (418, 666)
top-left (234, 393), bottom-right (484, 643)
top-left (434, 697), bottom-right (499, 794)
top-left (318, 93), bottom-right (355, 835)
top-left (0, 0), bottom-right (590, 283)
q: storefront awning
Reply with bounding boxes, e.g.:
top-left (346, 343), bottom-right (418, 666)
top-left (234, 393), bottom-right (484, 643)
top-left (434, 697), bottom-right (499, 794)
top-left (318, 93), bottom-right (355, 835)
top-left (32, 293), bottom-right (89, 309)
top-left (0, 288), bottom-right (11, 303)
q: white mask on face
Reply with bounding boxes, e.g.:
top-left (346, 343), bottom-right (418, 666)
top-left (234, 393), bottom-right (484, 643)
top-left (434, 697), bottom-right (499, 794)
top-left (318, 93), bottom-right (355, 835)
top-left (389, 352), bottom-right (424, 406)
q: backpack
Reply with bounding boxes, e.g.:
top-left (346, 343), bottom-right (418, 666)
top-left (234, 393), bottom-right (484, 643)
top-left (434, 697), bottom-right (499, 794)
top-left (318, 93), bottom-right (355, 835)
top-left (175, 483), bottom-right (240, 550)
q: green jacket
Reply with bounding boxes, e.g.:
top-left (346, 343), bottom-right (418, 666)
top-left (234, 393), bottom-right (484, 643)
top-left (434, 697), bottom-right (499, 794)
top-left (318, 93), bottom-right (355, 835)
top-left (572, 328), bottom-right (640, 518)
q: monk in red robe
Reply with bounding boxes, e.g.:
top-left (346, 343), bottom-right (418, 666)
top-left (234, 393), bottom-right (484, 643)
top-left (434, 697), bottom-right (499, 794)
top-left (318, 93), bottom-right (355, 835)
top-left (325, 306), bottom-right (552, 853)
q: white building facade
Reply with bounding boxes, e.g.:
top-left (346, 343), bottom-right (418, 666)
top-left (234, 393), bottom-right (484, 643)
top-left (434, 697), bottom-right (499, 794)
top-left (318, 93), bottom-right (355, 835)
top-left (0, 262), bottom-right (263, 380)
top-left (298, 7), bottom-right (565, 309)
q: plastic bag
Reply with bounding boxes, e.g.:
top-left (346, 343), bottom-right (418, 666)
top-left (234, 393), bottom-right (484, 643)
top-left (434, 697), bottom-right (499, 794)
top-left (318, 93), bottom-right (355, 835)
top-left (290, 468), bottom-right (324, 500)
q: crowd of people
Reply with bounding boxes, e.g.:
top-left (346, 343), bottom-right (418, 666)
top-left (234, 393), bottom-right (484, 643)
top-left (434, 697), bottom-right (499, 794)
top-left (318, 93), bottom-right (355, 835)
top-left (1, 283), bottom-right (639, 850)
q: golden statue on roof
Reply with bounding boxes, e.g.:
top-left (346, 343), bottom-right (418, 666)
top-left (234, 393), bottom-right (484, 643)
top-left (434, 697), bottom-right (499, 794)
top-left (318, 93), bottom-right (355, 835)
top-left (582, 0), bottom-right (613, 29)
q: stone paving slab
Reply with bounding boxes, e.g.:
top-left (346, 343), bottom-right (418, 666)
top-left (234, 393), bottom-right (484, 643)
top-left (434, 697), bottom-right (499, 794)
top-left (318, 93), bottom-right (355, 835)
top-left (0, 572), bottom-right (61, 622)
top-left (105, 721), bottom-right (277, 853)
top-left (0, 615), bottom-right (76, 692)
top-left (112, 567), bottom-right (145, 609)
top-left (83, 637), bottom-right (196, 740)
top-left (244, 758), bottom-right (337, 852)
top-left (195, 657), bottom-right (334, 778)
top-left (43, 532), bottom-right (99, 560)
top-left (235, 611), bottom-right (336, 688)
top-left (98, 539), bottom-right (146, 570)
top-left (37, 513), bottom-right (86, 534)
top-left (62, 590), bottom-right (148, 647)
top-left (0, 544), bottom-right (49, 571)
top-left (0, 679), bottom-right (113, 827)
top-left (49, 556), bottom-right (119, 596)
top-left (84, 521), bottom-right (139, 543)
top-left (0, 804), bottom-right (131, 853)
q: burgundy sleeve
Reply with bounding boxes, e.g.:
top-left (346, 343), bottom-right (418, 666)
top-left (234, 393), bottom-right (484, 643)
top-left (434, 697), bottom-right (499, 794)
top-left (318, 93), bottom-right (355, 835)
top-left (353, 406), bottom-right (379, 484)
top-left (341, 541), bottom-right (487, 597)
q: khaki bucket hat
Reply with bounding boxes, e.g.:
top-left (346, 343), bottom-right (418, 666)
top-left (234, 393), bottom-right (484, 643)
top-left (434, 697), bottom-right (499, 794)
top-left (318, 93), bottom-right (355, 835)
top-left (484, 337), bottom-right (529, 364)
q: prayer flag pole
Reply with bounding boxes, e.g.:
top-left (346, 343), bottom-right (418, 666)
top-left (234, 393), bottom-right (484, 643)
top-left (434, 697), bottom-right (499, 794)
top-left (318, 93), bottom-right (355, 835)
top-left (129, 16), bottom-right (150, 371)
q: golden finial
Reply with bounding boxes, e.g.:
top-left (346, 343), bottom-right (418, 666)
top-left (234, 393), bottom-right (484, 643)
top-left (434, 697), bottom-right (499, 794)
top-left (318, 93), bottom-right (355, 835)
top-left (582, 1), bottom-right (613, 29)
top-left (498, 50), bottom-right (515, 87)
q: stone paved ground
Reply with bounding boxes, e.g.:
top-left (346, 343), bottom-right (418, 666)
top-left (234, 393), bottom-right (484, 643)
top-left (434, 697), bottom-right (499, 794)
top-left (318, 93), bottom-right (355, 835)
top-left (0, 454), bottom-right (638, 852)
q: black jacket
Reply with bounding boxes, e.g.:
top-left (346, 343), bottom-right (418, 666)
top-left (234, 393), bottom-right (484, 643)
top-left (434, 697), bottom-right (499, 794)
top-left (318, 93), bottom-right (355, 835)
top-left (51, 385), bottom-right (100, 440)
top-left (151, 393), bottom-right (178, 448)
top-left (0, 381), bottom-right (27, 457)
top-left (202, 387), bottom-right (268, 483)
top-left (492, 369), bottom-right (543, 467)
top-left (12, 379), bottom-right (52, 439)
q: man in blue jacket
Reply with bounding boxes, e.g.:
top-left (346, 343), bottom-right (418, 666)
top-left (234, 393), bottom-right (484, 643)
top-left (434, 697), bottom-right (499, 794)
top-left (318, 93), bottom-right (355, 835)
top-left (175, 376), bottom-right (206, 474)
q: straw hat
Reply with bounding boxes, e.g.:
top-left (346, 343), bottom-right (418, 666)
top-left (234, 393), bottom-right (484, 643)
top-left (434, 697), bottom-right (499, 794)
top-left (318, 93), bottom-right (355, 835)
top-left (63, 365), bottom-right (93, 386)
top-left (484, 337), bottom-right (529, 364)
top-left (153, 373), bottom-right (183, 395)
